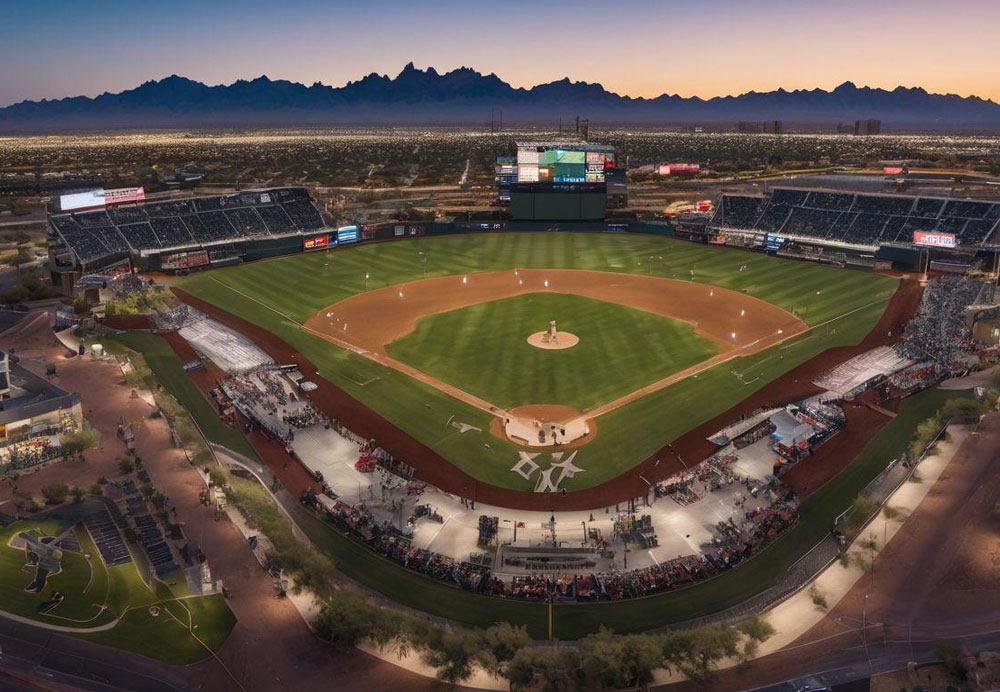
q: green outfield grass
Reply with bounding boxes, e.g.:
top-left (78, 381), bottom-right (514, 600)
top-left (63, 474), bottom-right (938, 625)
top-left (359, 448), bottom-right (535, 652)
top-left (174, 232), bottom-right (899, 491)
top-left (387, 293), bottom-right (719, 410)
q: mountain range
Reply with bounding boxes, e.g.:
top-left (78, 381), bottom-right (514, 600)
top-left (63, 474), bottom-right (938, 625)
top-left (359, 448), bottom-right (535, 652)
top-left (3, 63), bottom-right (1000, 131)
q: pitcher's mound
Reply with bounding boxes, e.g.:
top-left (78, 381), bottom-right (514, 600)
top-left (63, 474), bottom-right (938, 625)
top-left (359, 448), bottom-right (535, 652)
top-left (527, 331), bottom-right (579, 350)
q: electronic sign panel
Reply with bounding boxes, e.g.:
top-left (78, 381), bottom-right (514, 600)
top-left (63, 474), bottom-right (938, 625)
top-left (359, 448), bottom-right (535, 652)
top-left (337, 225), bottom-right (359, 244)
top-left (516, 145), bottom-right (608, 185)
top-left (913, 231), bottom-right (956, 248)
top-left (303, 234), bottom-right (329, 250)
top-left (60, 187), bottom-right (146, 212)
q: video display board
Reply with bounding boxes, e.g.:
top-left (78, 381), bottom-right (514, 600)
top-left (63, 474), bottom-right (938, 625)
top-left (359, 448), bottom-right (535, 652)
top-left (517, 145), bottom-right (613, 185)
top-left (337, 225), bottom-right (359, 244)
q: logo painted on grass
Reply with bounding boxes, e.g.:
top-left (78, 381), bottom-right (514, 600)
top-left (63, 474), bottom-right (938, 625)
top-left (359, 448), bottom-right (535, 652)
top-left (510, 451), bottom-right (584, 493)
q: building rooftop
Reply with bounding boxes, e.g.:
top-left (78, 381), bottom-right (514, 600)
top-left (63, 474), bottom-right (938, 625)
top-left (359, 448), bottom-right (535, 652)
top-left (0, 360), bottom-right (80, 428)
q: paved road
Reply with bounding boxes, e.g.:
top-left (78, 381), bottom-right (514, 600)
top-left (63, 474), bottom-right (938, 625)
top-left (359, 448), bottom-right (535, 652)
top-left (666, 408), bottom-right (1000, 691)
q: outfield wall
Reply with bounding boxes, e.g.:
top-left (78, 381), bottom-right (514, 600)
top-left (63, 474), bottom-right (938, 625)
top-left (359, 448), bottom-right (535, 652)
top-left (139, 219), bottom-right (675, 273)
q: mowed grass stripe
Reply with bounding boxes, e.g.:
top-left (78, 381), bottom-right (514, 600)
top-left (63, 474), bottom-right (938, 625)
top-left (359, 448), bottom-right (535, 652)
top-left (192, 233), bottom-right (896, 325)
top-left (176, 233), bottom-right (896, 491)
top-left (386, 294), bottom-right (719, 410)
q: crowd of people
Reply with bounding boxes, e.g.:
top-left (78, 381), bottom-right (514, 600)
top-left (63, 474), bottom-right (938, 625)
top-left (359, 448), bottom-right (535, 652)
top-left (0, 436), bottom-right (60, 473)
top-left (106, 272), bottom-right (148, 301)
top-left (313, 483), bottom-right (801, 603)
top-left (654, 452), bottom-right (741, 506)
top-left (369, 533), bottom-right (492, 591)
top-left (221, 367), bottom-right (327, 444)
top-left (714, 189), bottom-right (1000, 247)
top-left (898, 275), bottom-right (985, 372)
top-left (50, 187), bottom-right (326, 266)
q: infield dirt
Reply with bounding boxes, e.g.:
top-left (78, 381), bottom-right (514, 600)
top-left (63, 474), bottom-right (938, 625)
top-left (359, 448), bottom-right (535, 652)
top-left (171, 274), bottom-right (920, 511)
top-left (301, 268), bottom-right (806, 419)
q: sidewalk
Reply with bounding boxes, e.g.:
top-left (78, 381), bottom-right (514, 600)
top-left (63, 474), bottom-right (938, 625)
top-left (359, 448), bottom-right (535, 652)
top-left (650, 421), bottom-right (974, 686)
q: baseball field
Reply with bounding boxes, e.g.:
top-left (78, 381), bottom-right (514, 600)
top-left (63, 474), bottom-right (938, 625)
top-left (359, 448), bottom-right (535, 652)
top-left (173, 232), bottom-right (899, 494)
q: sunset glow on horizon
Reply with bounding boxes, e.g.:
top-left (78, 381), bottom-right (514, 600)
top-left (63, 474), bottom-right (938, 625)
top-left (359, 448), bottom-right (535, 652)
top-left (2, 0), bottom-right (998, 107)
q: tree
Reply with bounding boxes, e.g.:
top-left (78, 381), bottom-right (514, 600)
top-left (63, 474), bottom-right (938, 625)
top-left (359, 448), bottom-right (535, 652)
top-left (420, 630), bottom-right (478, 684)
top-left (505, 647), bottom-right (581, 691)
top-left (59, 428), bottom-right (99, 454)
top-left (470, 622), bottom-right (533, 678)
top-left (10, 245), bottom-right (31, 275)
top-left (578, 627), bottom-right (665, 689)
top-left (118, 457), bottom-right (136, 474)
top-left (737, 616), bottom-right (775, 644)
top-left (935, 640), bottom-right (968, 681)
top-left (313, 590), bottom-right (380, 650)
top-left (45, 362), bottom-right (57, 378)
top-left (663, 626), bottom-right (740, 678)
top-left (41, 482), bottom-right (70, 505)
top-left (70, 486), bottom-right (86, 503)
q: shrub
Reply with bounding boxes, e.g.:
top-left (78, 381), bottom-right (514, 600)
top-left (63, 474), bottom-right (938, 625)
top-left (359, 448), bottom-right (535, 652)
top-left (208, 467), bottom-right (227, 489)
top-left (942, 397), bottom-right (987, 424)
top-left (737, 616), bottom-right (775, 643)
top-left (118, 457), bottom-right (136, 474)
top-left (935, 640), bottom-right (968, 681)
top-left (809, 584), bottom-right (828, 609)
top-left (1, 275), bottom-right (55, 304)
top-left (59, 428), bottom-right (100, 454)
top-left (41, 482), bottom-right (69, 505)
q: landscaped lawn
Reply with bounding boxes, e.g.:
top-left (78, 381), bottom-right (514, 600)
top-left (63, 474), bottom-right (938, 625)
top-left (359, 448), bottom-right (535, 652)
top-left (0, 517), bottom-right (237, 664)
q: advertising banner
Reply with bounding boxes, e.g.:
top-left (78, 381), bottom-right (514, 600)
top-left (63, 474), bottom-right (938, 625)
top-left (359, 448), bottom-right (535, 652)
top-left (913, 231), bottom-right (957, 248)
top-left (303, 234), bottom-right (329, 250)
top-left (337, 225), bottom-right (359, 244)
